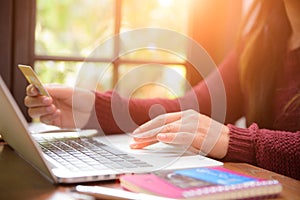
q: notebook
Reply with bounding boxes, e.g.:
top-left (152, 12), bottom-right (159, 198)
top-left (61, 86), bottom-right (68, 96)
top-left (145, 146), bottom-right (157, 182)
top-left (0, 76), bottom-right (222, 184)
top-left (120, 167), bottom-right (282, 199)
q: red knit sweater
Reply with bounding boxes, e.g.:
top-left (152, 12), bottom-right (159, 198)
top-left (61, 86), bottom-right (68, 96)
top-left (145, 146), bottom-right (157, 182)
top-left (90, 48), bottom-right (300, 180)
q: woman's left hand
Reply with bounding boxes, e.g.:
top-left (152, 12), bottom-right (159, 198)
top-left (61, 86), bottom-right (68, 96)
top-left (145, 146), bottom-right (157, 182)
top-left (130, 109), bottom-right (230, 159)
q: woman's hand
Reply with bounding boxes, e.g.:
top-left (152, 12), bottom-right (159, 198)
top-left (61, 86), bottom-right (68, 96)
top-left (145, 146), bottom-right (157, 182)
top-left (130, 109), bottom-right (230, 159)
top-left (24, 84), bottom-right (95, 128)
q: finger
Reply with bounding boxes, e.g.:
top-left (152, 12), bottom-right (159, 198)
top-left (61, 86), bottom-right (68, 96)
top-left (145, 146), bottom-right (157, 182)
top-left (133, 134), bottom-right (156, 142)
top-left (131, 126), bottom-right (165, 140)
top-left (26, 84), bottom-right (40, 96)
top-left (130, 140), bottom-right (158, 149)
top-left (28, 84), bottom-right (73, 98)
top-left (28, 104), bottom-right (56, 118)
top-left (24, 96), bottom-right (53, 108)
top-left (157, 132), bottom-right (196, 145)
top-left (133, 111), bottom-right (183, 134)
top-left (40, 109), bottom-right (61, 125)
top-left (132, 121), bottom-right (182, 142)
top-left (133, 135), bottom-right (157, 142)
top-left (159, 123), bottom-right (182, 133)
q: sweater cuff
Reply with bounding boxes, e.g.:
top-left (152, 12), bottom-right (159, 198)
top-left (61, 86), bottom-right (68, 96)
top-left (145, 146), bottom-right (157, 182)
top-left (222, 123), bottom-right (258, 164)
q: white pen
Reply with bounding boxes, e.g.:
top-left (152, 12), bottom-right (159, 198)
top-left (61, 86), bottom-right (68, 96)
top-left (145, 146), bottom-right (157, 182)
top-left (74, 185), bottom-right (176, 200)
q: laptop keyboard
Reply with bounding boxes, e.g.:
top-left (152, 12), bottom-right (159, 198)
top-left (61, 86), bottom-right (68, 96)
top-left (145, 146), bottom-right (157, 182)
top-left (36, 137), bottom-right (152, 171)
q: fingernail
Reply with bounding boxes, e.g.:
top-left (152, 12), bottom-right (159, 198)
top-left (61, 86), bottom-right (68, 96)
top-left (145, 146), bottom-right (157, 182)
top-left (43, 97), bottom-right (51, 104)
top-left (157, 133), bottom-right (167, 139)
top-left (130, 143), bottom-right (138, 149)
top-left (30, 87), bottom-right (35, 93)
top-left (132, 128), bottom-right (140, 134)
top-left (46, 105), bottom-right (53, 112)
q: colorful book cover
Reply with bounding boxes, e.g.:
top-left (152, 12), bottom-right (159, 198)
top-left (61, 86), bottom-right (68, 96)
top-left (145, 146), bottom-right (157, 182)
top-left (120, 167), bottom-right (282, 199)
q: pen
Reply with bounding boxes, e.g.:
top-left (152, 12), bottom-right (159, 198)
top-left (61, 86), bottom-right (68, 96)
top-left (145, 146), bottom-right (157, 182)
top-left (74, 185), bottom-right (175, 200)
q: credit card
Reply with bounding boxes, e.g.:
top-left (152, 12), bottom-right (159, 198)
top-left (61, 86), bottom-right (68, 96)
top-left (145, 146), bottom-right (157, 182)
top-left (18, 64), bottom-right (50, 97)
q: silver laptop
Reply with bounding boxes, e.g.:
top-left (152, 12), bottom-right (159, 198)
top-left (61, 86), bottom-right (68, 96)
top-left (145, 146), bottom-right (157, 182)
top-left (0, 76), bottom-right (222, 184)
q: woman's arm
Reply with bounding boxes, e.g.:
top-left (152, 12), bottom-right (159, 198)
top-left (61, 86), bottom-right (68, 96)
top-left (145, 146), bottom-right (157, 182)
top-left (89, 49), bottom-right (245, 134)
top-left (91, 91), bottom-right (180, 133)
top-left (223, 123), bottom-right (300, 180)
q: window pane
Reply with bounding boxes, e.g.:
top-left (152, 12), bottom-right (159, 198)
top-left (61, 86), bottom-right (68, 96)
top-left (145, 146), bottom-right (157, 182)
top-left (34, 61), bottom-right (80, 86)
top-left (34, 61), bottom-right (113, 91)
top-left (76, 62), bottom-right (113, 91)
top-left (121, 0), bottom-right (190, 34)
top-left (35, 0), bottom-right (114, 57)
top-left (120, 0), bottom-right (191, 62)
top-left (117, 64), bottom-right (186, 98)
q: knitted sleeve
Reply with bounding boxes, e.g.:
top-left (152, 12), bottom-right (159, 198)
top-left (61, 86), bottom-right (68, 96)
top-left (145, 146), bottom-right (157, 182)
top-left (88, 49), bottom-right (244, 133)
top-left (91, 90), bottom-right (181, 134)
top-left (223, 123), bottom-right (300, 180)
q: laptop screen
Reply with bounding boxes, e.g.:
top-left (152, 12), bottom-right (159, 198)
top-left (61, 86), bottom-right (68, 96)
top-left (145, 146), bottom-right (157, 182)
top-left (0, 76), bottom-right (55, 182)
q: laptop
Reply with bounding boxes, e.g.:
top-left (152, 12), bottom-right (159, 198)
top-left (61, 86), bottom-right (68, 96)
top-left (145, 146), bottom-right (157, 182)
top-left (0, 76), bottom-right (222, 184)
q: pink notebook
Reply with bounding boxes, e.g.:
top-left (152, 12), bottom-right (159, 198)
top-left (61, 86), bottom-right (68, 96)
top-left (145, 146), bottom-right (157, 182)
top-left (120, 167), bottom-right (282, 199)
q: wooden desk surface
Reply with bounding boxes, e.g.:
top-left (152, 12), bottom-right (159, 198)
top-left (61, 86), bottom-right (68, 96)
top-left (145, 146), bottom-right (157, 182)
top-left (0, 143), bottom-right (299, 200)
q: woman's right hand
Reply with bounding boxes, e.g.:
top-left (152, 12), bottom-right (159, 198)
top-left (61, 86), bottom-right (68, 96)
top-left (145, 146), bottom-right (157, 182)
top-left (24, 84), bottom-right (95, 128)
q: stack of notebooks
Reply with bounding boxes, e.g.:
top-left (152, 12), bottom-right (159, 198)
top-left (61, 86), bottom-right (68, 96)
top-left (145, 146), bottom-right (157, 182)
top-left (120, 166), bottom-right (282, 200)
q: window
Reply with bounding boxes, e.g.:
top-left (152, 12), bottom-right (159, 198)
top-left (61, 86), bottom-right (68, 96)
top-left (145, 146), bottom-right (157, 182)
top-left (34, 0), bottom-right (192, 99)
top-left (0, 0), bottom-right (242, 121)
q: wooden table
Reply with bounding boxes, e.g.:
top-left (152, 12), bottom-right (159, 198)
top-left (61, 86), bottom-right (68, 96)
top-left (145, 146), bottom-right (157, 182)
top-left (0, 142), bottom-right (299, 200)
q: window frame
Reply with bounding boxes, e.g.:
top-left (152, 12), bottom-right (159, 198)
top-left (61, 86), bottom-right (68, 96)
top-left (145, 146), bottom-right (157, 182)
top-left (33, 0), bottom-right (192, 88)
top-left (0, 0), bottom-right (36, 121)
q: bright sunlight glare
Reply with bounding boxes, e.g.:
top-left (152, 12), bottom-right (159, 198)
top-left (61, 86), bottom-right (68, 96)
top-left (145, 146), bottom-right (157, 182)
top-left (158, 0), bottom-right (173, 8)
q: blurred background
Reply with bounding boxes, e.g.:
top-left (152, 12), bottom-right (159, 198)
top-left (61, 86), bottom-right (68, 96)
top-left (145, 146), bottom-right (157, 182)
top-left (0, 0), bottom-right (251, 121)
